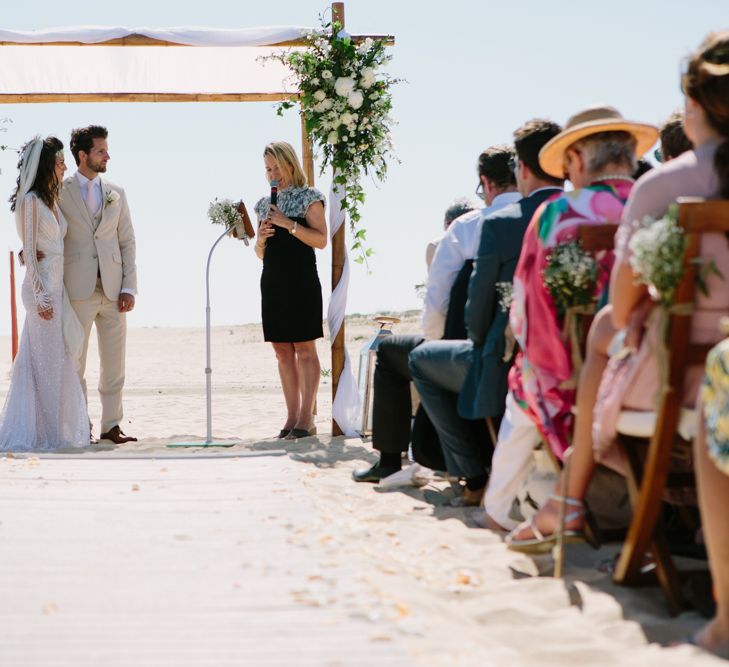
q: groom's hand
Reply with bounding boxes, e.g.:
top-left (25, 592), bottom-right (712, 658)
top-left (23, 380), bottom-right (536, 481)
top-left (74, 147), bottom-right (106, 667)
top-left (118, 293), bottom-right (135, 313)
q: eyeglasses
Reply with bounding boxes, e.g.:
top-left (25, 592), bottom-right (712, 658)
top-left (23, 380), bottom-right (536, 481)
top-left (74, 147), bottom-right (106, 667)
top-left (654, 148), bottom-right (664, 163)
top-left (508, 155), bottom-right (519, 174)
top-left (474, 181), bottom-right (485, 201)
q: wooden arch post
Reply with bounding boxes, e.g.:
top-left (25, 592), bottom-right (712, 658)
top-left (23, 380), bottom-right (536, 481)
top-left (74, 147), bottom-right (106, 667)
top-left (330, 1), bottom-right (346, 436)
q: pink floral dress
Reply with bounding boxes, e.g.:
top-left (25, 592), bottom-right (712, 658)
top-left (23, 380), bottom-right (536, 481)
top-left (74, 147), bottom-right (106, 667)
top-left (509, 180), bottom-right (633, 459)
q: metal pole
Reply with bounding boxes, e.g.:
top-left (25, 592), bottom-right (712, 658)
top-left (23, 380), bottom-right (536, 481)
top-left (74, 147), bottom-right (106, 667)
top-left (168, 225), bottom-right (237, 448)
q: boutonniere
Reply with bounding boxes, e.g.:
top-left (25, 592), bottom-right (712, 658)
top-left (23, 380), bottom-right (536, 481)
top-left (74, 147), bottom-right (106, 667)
top-left (104, 189), bottom-right (120, 207)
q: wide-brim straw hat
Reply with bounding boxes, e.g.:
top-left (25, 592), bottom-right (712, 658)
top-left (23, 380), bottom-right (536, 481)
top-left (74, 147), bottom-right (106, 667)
top-left (539, 105), bottom-right (659, 179)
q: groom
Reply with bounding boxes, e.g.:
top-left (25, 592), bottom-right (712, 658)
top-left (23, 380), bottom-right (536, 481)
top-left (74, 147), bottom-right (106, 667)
top-left (59, 125), bottom-right (138, 444)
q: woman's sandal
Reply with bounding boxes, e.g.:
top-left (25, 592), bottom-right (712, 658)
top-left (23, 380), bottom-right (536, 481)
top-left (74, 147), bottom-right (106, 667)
top-left (504, 494), bottom-right (599, 554)
top-left (276, 428), bottom-right (292, 439)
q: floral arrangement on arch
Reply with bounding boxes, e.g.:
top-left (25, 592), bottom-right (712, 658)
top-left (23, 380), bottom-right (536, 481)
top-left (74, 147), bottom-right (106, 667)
top-left (268, 14), bottom-right (400, 264)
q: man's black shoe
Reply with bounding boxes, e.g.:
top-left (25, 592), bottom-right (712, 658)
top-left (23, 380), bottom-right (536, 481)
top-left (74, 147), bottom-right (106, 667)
top-left (352, 463), bottom-right (400, 483)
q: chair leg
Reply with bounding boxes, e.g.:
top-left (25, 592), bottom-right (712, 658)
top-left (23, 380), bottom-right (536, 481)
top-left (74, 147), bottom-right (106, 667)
top-left (651, 528), bottom-right (687, 615)
top-left (614, 437), bottom-right (675, 587)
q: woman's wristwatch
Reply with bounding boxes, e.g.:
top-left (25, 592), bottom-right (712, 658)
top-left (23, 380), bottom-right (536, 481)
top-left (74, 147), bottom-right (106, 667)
top-left (289, 220), bottom-right (298, 235)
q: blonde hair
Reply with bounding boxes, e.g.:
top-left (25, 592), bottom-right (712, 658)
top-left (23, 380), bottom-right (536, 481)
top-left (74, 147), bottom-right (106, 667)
top-left (263, 141), bottom-right (308, 187)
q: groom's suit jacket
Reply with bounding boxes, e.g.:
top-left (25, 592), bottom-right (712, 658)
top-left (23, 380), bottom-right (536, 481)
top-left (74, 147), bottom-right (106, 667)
top-left (59, 175), bottom-right (137, 301)
top-left (457, 187), bottom-right (562, 420)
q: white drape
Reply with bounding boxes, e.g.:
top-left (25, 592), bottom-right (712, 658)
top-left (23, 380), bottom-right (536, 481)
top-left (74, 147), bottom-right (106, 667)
top-left (0, 46), bottom-right (295, 95)
top-left (328, 175), bottom-right (360, 437)
top-left (0, 26), bottom-right (312, 96)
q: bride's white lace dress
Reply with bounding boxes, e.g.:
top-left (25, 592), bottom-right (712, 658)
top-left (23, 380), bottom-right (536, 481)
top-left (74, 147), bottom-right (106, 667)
top-left (0, 192), bottom-right (89, 451)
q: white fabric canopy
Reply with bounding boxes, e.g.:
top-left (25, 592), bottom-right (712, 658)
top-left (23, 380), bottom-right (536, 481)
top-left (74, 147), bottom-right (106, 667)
top-left (0, 26), bottom-right (311, 95)
top-left (0, 46), bottom-right (295, 95)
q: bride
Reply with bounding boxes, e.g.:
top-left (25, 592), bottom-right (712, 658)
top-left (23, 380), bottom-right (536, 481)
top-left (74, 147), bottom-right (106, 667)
top-left (0, 136), bottom-right (89, 451)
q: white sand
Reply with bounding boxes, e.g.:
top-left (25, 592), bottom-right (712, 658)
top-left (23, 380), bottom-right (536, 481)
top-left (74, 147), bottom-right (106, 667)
top-left (0, 317), bottom-right (724, 666)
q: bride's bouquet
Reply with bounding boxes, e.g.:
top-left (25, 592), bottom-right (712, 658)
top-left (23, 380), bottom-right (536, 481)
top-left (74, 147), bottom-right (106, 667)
top-left (207, 198), bottom-right (249, 245)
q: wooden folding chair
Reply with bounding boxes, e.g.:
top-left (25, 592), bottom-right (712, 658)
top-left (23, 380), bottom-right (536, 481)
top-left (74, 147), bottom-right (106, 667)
top-left (612, 199), bottom-right (729, 613)
top-left (551, 223), bottom-right (618, 577)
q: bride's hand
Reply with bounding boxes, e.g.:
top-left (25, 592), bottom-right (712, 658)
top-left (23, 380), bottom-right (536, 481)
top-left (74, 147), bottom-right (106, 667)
top-left (266, 204), bottom-right (293, 231)
top-left (37, 305), bottom-right (54, 320)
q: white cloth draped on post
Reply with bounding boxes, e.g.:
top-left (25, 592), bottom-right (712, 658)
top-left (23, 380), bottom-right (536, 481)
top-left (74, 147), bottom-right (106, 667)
top-left (328, 174), bottom-right (360, 437)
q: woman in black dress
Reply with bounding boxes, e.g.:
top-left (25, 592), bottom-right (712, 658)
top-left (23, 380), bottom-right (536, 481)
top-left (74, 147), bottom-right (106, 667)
top-left (254, 141), bottom-right (327, 439)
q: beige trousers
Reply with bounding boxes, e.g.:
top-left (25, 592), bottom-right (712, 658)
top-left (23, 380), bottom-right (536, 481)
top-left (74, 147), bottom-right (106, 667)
top-left (71, 278), bottom-right (126, 433)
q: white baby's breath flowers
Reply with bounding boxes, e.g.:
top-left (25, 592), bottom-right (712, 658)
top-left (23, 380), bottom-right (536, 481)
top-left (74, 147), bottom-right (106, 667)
top-left (628, 206), bottom-right (686, 306)
top-left (495, 282), bottom-right (514, 313)
top-left (207, 198), bottom-right (242, 229)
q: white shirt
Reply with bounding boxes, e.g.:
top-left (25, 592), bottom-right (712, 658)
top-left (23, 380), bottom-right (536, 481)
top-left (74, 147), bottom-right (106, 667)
top-left (421, 191), bottom-right (522, 340)
top-left (75, 171), bottom-right (102, 216)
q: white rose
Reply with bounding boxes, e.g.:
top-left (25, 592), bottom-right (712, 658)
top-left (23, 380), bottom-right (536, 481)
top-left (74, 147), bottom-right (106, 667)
top-left (313, 90), bottom-right (326, 102)
top-left (347, 90), bottom-right (364, 110)
top-left (334, 76), bottom-right (356, 97)
top-left (340, 112), bottom-right (354, 126)
top-left (321, 99), bottom-right (333, 110)
top-left (357, 38), bottom-right (373, 55)
top-left (327, 131), bottom-right (339, 145)
top-left (322, 70), bottom-right (333, 80)
top-left (360, 67), bottom-right (376, 89)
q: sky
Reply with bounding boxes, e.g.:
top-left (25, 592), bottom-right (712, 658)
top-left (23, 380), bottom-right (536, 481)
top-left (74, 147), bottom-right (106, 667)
top-left (0, 0), bottom-right (727, 336)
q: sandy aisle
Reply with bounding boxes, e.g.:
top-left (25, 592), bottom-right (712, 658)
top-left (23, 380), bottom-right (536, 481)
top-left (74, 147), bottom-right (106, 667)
top-left (0, 319), bottom-right (724, 665)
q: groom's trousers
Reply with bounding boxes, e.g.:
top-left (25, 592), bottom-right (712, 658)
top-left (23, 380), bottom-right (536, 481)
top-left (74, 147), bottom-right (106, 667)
top-left (71, 278), bottom-right (126, 433)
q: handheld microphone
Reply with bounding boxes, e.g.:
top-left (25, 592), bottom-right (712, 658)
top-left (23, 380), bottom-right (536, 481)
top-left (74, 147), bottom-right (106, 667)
top-left (270, 180), bottom-right (279, 207)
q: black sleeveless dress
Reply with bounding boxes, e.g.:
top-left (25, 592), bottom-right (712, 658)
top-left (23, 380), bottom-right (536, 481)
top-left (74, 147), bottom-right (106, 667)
top-left (255, 187), bottom-right (325, 343)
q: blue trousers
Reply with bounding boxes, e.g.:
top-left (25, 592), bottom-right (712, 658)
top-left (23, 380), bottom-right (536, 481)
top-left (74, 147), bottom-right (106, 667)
top-left (408, 340), bottom-right (492, 479)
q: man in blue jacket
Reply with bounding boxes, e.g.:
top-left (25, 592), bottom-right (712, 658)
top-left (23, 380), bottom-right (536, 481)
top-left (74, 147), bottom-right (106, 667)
top-left (408, 119), bottom-right (564, 505)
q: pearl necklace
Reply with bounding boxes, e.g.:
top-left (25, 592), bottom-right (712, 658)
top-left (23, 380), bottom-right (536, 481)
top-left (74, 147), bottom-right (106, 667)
top-left (593, 174), bottom-right (635, 183)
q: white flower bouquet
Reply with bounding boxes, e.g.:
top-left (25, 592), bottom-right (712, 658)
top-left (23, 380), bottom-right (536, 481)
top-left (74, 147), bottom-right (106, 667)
top-left (495, 281), bottom-right (514, 313)
top-left (628, 205), bottom-right (686, 307)
top-left (207, 198), bottom-right (248, 244)
top-left (542, 240), bottom-right (598, 315)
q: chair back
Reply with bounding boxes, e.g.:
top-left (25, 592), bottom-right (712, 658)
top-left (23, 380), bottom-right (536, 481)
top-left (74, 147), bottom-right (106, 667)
top-left (613, 199), bottom-right (729, 611)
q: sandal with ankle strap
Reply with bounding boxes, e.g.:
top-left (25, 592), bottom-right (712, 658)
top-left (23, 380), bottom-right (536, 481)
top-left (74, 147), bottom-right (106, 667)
top-left (505, 494), bottom-right (598, 554)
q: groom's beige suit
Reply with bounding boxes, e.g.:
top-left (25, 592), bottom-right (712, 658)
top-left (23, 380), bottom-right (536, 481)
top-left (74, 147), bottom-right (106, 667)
top-left (59, 173), bottom-right (137, 433)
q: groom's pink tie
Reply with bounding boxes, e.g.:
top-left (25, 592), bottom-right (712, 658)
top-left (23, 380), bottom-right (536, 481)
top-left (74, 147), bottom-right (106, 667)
top-left (85, 182), bottom-right (96, 214)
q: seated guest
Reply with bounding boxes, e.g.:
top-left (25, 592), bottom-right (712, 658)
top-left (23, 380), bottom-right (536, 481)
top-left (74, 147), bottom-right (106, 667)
top-left (353, 148), bottom-right (521, 483)
top-left (657, 110), bottom-right (693, 162)
top-left (425, 197), bottom-right (480, 270)
top-left (421, 146), bottom-right (521, 341)
top-left (407, 119), bottom-right (563, 505)
top-left (507, 32), bottom-right (729, 555)
top-left (483, 106), bottom-right (658, 531)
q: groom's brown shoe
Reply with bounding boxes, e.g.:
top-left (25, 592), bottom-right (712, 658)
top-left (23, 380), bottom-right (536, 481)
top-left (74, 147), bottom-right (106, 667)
top-left (100, 425), bottom-right (138, 444)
